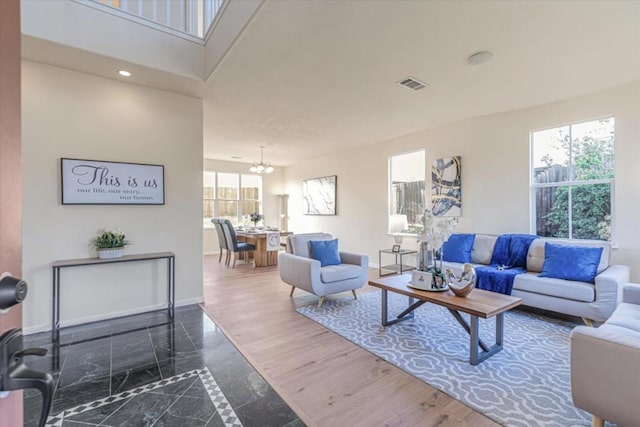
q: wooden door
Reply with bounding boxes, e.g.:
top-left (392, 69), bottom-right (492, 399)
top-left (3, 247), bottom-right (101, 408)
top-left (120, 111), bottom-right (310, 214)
top-left (0, 0), bottom-right (23, 425)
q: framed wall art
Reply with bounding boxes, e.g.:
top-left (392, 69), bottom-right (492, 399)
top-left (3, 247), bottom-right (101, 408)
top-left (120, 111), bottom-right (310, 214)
top-left (302, 175), bottom-right (337, 215)
top-left (431, 156), bottom-right (461, 216)
top-left (61, 158), bottom-right (165, 205)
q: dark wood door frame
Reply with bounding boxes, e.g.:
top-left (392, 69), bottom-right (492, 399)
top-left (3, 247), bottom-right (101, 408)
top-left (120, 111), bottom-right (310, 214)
top-left (0, 0), bottom-right (23, 425)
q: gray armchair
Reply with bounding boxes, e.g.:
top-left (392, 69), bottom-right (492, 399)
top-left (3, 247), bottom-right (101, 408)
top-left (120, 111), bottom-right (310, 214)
top-left (570, 283), bottom-right (640, 427)
top-left (279, 233), bottom-right (369, 308)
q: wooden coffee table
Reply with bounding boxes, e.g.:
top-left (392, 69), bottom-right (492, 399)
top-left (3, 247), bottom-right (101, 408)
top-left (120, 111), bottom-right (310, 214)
top-left (368, 274), bottom-right (522, 365)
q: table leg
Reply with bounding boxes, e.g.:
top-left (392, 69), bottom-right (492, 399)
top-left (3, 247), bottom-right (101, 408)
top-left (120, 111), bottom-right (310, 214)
top-left (381, 289), bottom-right (388, 325)
top-left (448, 309), bottom-right (504, 365)
top-left (167, 256), bottom-right (175, 319)
top-left (381, 291), bottom-right (419, 327)
top-left (51, 267), bottom-right (61, 343)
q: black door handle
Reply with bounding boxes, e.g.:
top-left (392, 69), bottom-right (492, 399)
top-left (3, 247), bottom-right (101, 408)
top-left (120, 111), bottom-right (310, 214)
top-left (15, 347), bottom-right (48, 358)
top-left (0, 329), bottom-right (54, 427)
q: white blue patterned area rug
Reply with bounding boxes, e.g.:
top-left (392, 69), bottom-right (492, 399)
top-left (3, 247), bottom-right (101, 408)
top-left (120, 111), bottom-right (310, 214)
top-left (296, 291), bottom-right (594, 427)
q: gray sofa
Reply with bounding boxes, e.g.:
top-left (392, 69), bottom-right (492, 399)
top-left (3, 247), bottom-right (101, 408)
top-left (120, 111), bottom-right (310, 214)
top-left (441, 234), bottom-right (630, 323)
top-left (570, 283), bottom-right (640, 426)
top-left (279, 233), bottom-right (369, 308)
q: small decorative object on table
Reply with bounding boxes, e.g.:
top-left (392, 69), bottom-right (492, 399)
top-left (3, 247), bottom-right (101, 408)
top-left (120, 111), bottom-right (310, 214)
top-left (249, 212), bottom-right (263, 229)
top-left (91, 228), bottom-right (129, 259)
top-left (445, 263), bottom-right (477, 297)
top-left (408, 270), bottom-right (449, 291)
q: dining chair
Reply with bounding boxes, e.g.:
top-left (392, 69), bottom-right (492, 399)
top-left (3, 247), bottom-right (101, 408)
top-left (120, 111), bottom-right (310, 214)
top-left (221, 220), bottom-right (256, 268)
top-left (212, 219), bottom-right (229, 263)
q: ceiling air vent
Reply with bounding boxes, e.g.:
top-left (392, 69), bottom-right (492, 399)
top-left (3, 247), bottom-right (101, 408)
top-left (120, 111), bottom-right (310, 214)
top-left (397, 76), bottom-right (428, 91)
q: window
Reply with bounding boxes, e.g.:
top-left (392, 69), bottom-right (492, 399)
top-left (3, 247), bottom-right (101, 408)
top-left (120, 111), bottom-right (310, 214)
top-left (389, 150), bottom-right (425, 234)
top-left (217, 173), bottom-right (240, 225)
top-left (203, 172), bottom-right (262, 227)
top-left (531, 117), bottom-right (614, 241)
top-left (203, 172), bottom-right (215, 227)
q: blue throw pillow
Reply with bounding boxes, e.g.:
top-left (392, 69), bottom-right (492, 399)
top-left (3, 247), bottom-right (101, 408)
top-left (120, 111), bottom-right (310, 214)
top-left (309, 239), bottom-right (341, 267)
top-left (539, 243), bottom-right (603, 283)
top-left (442, 234), bottom-right (476, 263)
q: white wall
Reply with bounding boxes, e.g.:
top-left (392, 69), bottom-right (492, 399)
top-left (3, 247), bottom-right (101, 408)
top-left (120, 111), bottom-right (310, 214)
top-left (203, 158), bottom-right (284, 254)
top-left (284, 82), bottom-right (640, 280)
top-left (22, 60), bottom-right (204, 332)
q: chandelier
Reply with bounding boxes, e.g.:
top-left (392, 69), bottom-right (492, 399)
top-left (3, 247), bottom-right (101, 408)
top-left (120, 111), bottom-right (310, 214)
top-left (249, 146), bottom-right (274, 174)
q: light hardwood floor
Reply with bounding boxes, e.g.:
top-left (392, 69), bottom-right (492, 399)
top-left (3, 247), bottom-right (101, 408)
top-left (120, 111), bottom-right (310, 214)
top-left (202, 256), bottom-right (499, 427)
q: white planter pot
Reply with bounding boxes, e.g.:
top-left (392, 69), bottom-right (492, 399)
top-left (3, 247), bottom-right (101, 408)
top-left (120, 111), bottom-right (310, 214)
top-left (97, 247), bottom-right (124, 259)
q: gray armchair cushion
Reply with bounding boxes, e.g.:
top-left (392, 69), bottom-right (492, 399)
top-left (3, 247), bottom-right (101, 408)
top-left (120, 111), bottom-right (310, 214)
top-left (288, 233), bottom-right (333, 258)
top-left (320, 264), bottom-right (362, 283)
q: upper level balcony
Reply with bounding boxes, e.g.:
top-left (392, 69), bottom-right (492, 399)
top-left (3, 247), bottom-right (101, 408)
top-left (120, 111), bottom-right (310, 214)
top-left (90, 0), bottom-right (224, 40)
top-left (21, 0), bottom-right (262, 94)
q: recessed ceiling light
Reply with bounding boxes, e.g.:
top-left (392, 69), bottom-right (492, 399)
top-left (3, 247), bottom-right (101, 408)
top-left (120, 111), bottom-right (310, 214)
top-left (118, 70), bottom-right (132, 77)
top-left (466, 51), bottom-right (493, 66)
top-left (231, 156), bottom-right (242, 159)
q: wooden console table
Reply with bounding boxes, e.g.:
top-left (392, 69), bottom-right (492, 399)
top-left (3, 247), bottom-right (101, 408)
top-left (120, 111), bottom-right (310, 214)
top-left (51, 252), bottom-right (175, 341)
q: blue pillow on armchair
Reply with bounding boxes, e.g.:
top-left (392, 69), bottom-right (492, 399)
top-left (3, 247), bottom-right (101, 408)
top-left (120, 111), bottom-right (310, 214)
top-left (539, 243), bottom-right (603, 283)
top-left (309, 239), bottom-right (341, 267)
top-left (442, 234), bottom-right (476, 263)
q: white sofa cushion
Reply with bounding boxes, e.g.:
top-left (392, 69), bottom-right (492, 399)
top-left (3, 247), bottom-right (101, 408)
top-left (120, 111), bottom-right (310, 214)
top-left (513, 272), bottom-right (595, 303)
top-left (526, 238), bottom-right (610, 274)
top-left (320, 264), bottom-right (362, 283)
top-left (470, 234), bottom-right (498, 265)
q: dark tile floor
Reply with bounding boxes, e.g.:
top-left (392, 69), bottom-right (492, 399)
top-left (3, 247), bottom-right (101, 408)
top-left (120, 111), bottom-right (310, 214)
top-left (22, 305), bottom-right (303, 427)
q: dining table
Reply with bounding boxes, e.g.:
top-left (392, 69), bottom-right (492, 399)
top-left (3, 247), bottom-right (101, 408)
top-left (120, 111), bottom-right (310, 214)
top-left (235, 229), bottom-right (293, 267)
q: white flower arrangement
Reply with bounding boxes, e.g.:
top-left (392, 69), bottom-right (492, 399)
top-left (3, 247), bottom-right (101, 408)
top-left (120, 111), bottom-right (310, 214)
top-left (417, 210), bottom-right (458, 275)
top-left (418, 210), bottom-right (458, 249)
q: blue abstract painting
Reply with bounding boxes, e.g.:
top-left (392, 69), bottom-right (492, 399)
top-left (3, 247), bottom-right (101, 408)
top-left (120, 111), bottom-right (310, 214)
top-left (432, 156), bottom-right (461, 216)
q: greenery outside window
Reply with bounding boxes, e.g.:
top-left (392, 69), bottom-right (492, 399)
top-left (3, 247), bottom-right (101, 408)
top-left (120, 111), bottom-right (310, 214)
top-left (389, 150), bottom-right (425, 234)
top-left (530, 117), bottom-right (614, 241)
top-left (203, 172), bottom-right (262, 228)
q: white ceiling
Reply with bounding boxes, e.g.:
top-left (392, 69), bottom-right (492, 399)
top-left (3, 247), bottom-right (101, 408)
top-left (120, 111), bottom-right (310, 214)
top-left (203, 0), bottom-right (640, 166)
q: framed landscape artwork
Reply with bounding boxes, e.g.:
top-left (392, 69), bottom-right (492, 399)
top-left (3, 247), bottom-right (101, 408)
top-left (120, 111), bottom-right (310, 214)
top-left (302, 175), bottom-right (337, 215)
top-left (431, 156), bottom-right (461, 216)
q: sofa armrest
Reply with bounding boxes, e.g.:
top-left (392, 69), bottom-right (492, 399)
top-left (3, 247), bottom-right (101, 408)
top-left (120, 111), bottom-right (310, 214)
top-left (278, 252), bottom-right (321, 294)
top-left (571, 325), bottom-right (640, 425)
top-left (339, 251), bottom-right (369, 268)
top-left (622, 283), bottom-right (640, 305)
top-left (595, 264), bottom-right (630, 303)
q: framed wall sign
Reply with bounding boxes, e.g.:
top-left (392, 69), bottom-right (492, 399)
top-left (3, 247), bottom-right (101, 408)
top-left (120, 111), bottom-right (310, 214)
top-left (302, 175), bottom-right (337, 215)
top-left (61, 158), bottom-right (165, 205)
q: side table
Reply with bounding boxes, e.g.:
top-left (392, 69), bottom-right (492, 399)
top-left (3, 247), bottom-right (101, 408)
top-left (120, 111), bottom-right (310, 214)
top-left (378, 249), bottom-right (417, 276)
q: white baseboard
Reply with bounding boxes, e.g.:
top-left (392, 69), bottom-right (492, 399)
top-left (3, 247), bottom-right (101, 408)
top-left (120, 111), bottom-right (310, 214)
top-left (23, 297), bottom-right (205, 335)
top-left (369, 262), bottom-right (380, 269)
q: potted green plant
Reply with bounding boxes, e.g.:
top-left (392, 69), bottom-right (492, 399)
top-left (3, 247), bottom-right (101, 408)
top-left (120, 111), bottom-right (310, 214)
top-left (91, 228), bottom-right (129, 259)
